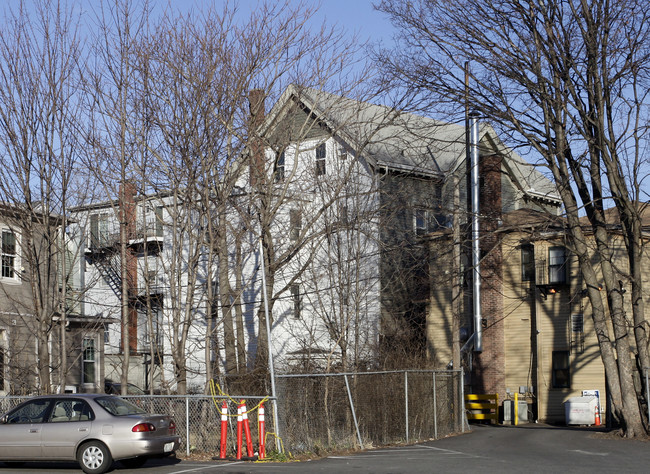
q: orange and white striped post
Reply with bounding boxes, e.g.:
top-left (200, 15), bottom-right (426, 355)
top-left (258, 403), bottom-right (266, 460)
top-left (236, 401), bottom-right (244, 460)
top-left (241, 400), bottom-right (255, 458)
top-left (595, 404), bottom-right (601, 426)
top-left (219, 401), bottom-right (229, 458)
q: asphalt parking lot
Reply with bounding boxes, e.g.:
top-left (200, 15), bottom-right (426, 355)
top-left (1, 423), bottom-right (650, 473)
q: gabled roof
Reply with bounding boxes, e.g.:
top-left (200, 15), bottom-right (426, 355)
top-left (578, 202), bottom-right (650, 230)
top-left (500, 208), bottom-right (566, 231)
top-left (264, 85), bottom-right (559, 202)
top-left (499, 204), bottom-right (650, 237)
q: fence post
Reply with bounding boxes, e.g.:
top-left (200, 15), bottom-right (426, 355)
top-left (405, 371), bottom-right (409, 443)
top-left (343, 374), bottom-right (363, 449)
top-left (186, 396), bottom-right (190, 456)
top-left (433, 372), bottom-right (438, 439)
top-left (460, 369), bottom-right (467, 432)
top-left (640, 367), bottom-right (650, 426)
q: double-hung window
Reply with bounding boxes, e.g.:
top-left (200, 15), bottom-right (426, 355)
top-left (548, 246), bottom-right (567, 284)
top-left (1, 230), bottom-right (17, 279)
top-left (521, 244), bottom-right (535, 282)
top-left (82, 338), bottom-right (96, 385)
top-left (414, 209), bottom-right (428, 236)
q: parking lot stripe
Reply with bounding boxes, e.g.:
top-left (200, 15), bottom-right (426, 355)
top-left (414, 444), bottom-right (482, 457)
top-left (169, 462), bottom-right (244, 473)
top-left (569, 450), bottom-right (609, 456)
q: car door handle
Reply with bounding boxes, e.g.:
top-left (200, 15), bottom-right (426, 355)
top-left (78, 428), bottom-right (88, 432)
top-left (29, 429), bottom-right (39, 433)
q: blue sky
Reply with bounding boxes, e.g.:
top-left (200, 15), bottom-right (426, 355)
top-left (171, 0), bottom-right (397, 47)
top-left (301, 0), bottom-right (396, 46)
top-left (4, 0), bottom-right (396, 41)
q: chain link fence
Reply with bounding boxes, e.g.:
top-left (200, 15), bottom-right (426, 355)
top-left (0, 369), bottom-right (465, 457)
top-left (0, 394), bottom-right (268, 457)
top-left (275, 369), bottom-right (465, 454)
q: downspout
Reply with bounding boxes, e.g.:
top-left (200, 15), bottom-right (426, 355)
top-left (470, 112), bottom-right (482, 352)
top-left (259, 237), bottom-right (282, 452)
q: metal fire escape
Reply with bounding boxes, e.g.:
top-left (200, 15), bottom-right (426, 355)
top-left (85, 237), bottom-right (162, 310)
top-left (85, 232), bottom-right (164, 362)
top-left (87, 246), bottom-right (124, 300)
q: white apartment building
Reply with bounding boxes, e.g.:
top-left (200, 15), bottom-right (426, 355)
top-left (69, 85), bottom-right (557, 393)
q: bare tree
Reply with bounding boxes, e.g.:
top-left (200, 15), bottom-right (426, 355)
top-left (375, 0), bottom-right (650, 436)
top-left (83, 0), bottom-right (153, 395)
top-left (132, 1), bottom-right (371, 393)
top-left (0, 0), bottom-right (89, 393)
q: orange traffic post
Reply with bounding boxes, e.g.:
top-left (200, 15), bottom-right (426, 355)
top-left (241, 400), bottom-right (255, 459)
top-left (258, 403), bottom-right (266, 460)
top-left (595, 404), bottom-right (601, 426)
top-left (219, 401), bottom-right (228, 458)
top-left (236, 401), bottom-right (243, 460)
top-left (212, 400), bottom-right (231, 461)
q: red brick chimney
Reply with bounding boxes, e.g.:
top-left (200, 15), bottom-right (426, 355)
top-left (473, 154), bottom-right (505, 397)
top-left (249, 89), bottom-right (266, 187)
top-left (119, 180), bottom-right (138, 354)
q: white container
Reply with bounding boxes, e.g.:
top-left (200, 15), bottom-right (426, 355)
top-left (564, 396), bottom-right (597, 425)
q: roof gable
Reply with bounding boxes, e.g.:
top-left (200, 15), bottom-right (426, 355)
top-left (262, 85), bottom-right (560, 201)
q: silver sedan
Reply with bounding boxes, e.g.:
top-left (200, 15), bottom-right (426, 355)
top-left (0, 393), bottom-right (181, 474)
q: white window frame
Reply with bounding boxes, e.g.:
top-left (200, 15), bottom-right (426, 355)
top-left (414, 209), bottom-right (428, 236)
top-left (548, 246), bottom-right (567, 284)
top-left (1, 228), bottom-right (20, 282)
top-left (82, 336), bottom-right (97, 387)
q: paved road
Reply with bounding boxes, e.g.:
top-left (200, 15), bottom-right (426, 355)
top-left (1, 424), bottom-right (650, 473)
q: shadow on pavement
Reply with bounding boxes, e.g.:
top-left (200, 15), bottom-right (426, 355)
top-left (0, 455), bottom-right (182, 472)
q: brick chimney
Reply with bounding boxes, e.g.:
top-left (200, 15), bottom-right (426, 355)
top-left (119, 180), bottom-right (138, 354)
top-left (473, 154), bottom-right (505, 397)
top-left (249, 89), bottom-right (266, 187)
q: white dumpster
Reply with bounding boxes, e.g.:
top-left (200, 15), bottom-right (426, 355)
top-left (564, 396), bottom-right (597, 425)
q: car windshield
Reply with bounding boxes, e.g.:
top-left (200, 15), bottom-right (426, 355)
top-left (95, 396), bottom-right (146, 416)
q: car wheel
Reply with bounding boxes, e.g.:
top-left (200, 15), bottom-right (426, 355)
top-left (78, 441), bottom-right (113, 474)
top-left (120, 456), bottom-right (148, 468)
